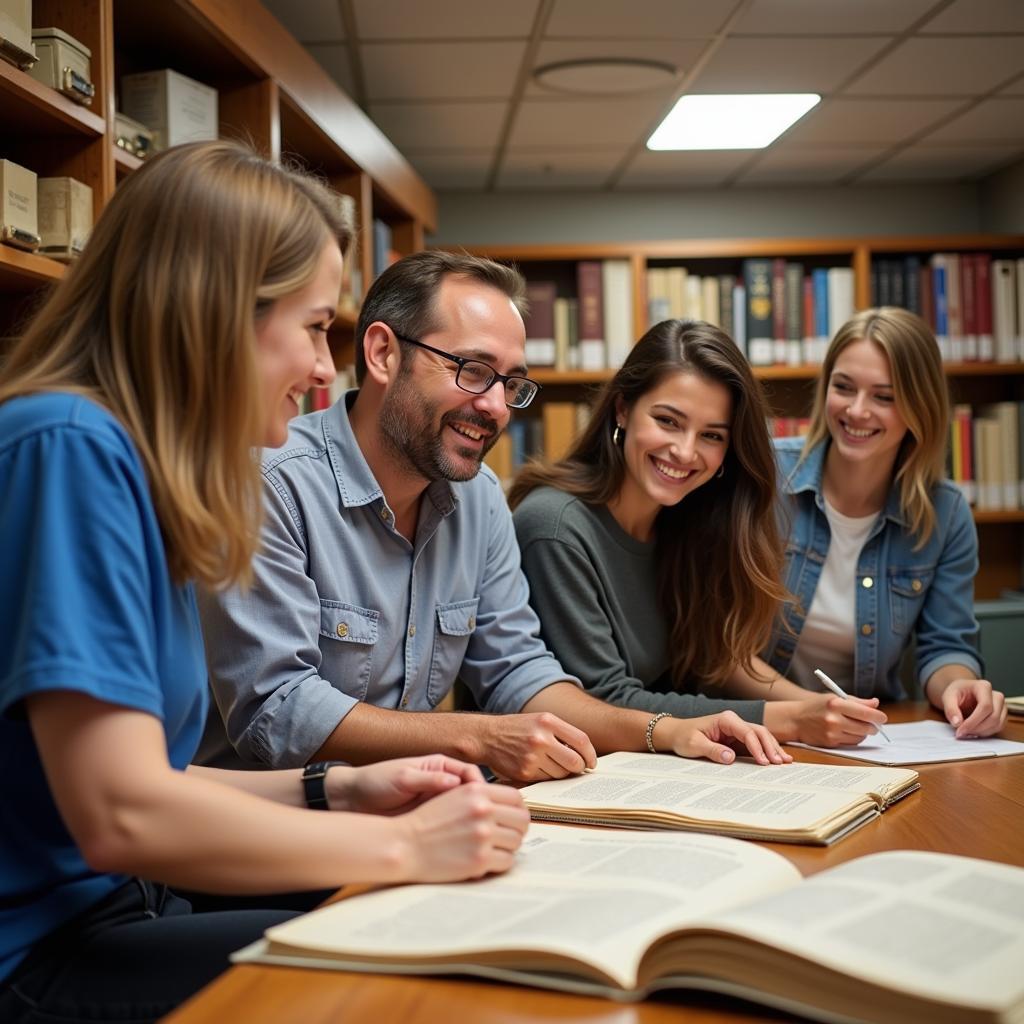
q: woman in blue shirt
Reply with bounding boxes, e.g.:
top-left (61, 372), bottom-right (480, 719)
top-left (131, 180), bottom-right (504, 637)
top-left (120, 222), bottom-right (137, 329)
top-left (762, 306), bottom-right (1007, 738)
top-left (0, 141), bottom-right (527, 1024)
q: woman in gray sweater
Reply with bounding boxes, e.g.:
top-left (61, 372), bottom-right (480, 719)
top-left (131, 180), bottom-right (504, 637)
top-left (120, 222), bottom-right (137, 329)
top-left (509, 319), bottom-right (888, 748)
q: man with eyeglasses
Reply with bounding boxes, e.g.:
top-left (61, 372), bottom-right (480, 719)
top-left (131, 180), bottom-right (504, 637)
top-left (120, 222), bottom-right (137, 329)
top-left (197, 250), bottom-right (783, 781)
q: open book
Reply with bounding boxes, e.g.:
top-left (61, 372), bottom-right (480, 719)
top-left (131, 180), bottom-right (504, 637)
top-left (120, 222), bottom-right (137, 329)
top-left (519, 751), bottom-right (919, 845)
top-left (234, 824), bottom-right (1024, 1024)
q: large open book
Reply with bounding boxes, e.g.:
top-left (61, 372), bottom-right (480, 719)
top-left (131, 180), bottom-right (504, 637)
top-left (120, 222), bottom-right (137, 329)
top-left (519, 751), bottom-right (919, 845)
top-left (234, 824), bottom-right (1024, 1024)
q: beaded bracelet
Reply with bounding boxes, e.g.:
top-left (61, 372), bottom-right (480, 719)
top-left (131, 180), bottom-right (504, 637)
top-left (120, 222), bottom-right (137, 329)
top-left (645, 711), bottom-right (673, 753)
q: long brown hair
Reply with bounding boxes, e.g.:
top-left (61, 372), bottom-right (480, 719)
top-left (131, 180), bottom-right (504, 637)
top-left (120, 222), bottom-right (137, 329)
top-left (801, 306), bottom-right (949, 547)
top-left (0, 140), bottom-right (352, 587)
top-left (509, 319), bottom-right (785, 686)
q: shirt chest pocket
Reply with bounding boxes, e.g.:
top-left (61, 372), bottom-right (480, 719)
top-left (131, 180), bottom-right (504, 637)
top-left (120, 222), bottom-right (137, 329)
top-left (319, 600), bottom-right (380, 701)
top-left (888, 570), bottom-right (934, 636)
top-left (427, 597), bottom-right (480, 707)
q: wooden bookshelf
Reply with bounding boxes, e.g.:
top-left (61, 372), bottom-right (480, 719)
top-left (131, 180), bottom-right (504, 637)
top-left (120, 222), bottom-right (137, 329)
top-left (463, 236), bottom-right (1024, 597)
top-left (0, 0), bottom-right (435, 361)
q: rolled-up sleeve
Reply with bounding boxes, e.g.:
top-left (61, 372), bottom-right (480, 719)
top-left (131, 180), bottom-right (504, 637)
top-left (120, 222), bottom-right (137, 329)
top-left (458, 483), bottom-right (580, 714)
top-left (198, 474), bottom-right (355, 768)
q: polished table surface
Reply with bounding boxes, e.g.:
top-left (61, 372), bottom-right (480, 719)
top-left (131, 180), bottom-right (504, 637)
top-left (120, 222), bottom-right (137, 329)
top-left (165, 704), bottom-right (1024, 1024)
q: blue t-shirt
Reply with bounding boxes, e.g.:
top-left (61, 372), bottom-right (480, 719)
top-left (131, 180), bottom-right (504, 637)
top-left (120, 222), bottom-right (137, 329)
top-left (0, 393), bottom-right (208, 981)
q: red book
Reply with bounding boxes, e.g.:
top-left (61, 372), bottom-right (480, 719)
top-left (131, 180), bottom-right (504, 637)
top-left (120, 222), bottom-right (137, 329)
top-left (974, 253), bottom-right (993, 361)
top-left (960, 254), bottom-right (977, 360)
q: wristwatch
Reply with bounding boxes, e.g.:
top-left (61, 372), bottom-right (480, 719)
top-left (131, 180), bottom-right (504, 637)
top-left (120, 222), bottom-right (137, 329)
top-left (301, 761), bottom-right (337, 810)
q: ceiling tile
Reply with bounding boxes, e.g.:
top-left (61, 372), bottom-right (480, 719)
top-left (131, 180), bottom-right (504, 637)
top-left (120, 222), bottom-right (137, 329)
top-left (369, 101), bottom-right (508, 150)
top-left (509, 95), bottom-right (674, 148)
top-left (498, 149), bottom-right (623, 188)
top-left (737, 145), bottom-right (889, 184)
top-left (260, 0), bottom-right (344, 41)
top-left (526, 39), bottom-right (703, 99)
top-left (847, 38), bottom-right (1024, 96)
top-left (354, 0), bottom-right (538, 39)
top-left (304, 44), bottom-right (356, 97)
top-left (547, 0), bottom-right (725, 38)
top-left (406, 151), bottom-right (494, 190)
top-left (618, 149), bottom-right (751, 187)
top-left (858, 144), bottom-right (1023, 181)
top-left (362, 41), bottom-right (524, 100)
top-left (736, 0), bottom-right (935, 35)
top-left (692, 37), bottom-right (891, 93)
top-left (920, 98), bottom-right (1024, 143)
top-left (783, 97), bottom-right (964, 144)
top-left (999, 77), bottom-right (1024, 95)
top-left (921, 0), bottom-right (1024, 33)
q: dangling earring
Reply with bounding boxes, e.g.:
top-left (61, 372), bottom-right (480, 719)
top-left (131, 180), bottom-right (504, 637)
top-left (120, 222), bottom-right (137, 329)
top-left (715, 464), bottom-right (725, 479)
top-left (613, 423), bottom-right (624, 446)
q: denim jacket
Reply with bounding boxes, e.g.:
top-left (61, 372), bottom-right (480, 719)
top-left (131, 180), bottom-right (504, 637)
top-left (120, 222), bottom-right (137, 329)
top-left (764, 437), bottom-right (982, 700)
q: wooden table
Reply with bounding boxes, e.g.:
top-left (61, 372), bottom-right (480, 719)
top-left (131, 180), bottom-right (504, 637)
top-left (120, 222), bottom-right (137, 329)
top-left (165, 704), bottom-right (1024, 1024)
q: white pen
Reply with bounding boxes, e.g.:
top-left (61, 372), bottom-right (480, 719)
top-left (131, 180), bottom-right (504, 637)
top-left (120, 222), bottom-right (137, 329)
top-left (813, 669), bottom-right (892, 742)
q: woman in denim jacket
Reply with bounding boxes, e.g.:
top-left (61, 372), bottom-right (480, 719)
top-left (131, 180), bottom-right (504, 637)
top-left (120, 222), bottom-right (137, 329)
top-left (763, 307), bottom-right (1006, 739)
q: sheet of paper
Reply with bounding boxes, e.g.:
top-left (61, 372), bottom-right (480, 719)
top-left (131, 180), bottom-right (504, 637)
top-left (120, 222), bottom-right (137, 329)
top-left (792, 719), bottom-right (1024, 765)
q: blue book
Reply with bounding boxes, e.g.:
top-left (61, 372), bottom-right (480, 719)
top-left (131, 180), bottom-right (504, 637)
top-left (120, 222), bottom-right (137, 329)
top-left (812, 268), bottom-right (829, 362)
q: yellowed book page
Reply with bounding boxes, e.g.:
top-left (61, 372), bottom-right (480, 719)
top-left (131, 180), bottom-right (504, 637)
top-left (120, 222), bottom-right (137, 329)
top-left (708, 850), bottom-right (1024, 1014)
top-left (260, 824), bottom-right (800, 991)
top-left (522, 753), bottom-right (914, 836)
top-left (591, 751), bottom-right (916, 803)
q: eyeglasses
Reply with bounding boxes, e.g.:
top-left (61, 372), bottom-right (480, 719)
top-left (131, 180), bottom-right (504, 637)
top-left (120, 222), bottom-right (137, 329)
top-left (392, 332), bottom-right (541, 409)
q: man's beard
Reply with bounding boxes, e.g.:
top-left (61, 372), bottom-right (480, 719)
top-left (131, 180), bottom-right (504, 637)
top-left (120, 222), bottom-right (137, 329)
top-left (379, 373), bottom-right (501, 483)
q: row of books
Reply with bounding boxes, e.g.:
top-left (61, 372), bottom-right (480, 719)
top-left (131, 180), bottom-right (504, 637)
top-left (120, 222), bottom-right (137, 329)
top-left (522, 261), bottom-right (635, 371)
top-left (950, 402), bottom-right (1024, 511)
top-left (484, 401), bottom-right (592, 482)
top-left (648, 260), bottom-right (856, 368)
top-left (872, 253), bottom-right (1024, 363)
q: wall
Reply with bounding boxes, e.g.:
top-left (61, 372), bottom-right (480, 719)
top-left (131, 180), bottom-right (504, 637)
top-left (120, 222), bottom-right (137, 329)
top-left (980, 157), bottom-right (1024, 233)
top-left (430, 183), bottom-right (984, 247)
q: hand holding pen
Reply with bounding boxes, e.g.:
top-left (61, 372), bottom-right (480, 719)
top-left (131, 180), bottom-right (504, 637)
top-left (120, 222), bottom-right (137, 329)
top-left (814, 669), bottom-right (892, 743)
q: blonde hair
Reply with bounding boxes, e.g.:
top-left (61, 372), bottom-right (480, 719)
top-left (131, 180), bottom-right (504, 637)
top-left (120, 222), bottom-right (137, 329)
top-left (0, 140), bottom-right (352, 586)
top-left (802, 306), bottom-right (950, 546)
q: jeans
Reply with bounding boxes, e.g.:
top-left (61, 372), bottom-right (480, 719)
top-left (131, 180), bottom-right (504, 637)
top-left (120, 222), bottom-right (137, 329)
top-left (0, 878), bottom-right (298, 1023)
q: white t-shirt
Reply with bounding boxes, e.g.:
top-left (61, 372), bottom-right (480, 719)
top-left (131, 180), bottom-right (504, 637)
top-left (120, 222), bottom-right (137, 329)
top-left (789, 498), bottom-right (879, 692)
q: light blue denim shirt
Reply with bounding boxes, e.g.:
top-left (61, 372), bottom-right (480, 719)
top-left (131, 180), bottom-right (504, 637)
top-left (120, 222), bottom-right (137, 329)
top-left (764, 436), bottom-right (983, 701)
top-left (197, 391), bottom-right (577, 769)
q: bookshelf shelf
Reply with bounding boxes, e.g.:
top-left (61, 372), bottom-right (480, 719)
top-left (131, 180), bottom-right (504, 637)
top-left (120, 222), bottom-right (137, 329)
top-left (973, 511), bottom-right (1024, 525)
top-left (113, 147), bottom-right (143, 176)
top-left (0, 58), bottom-right (106, 138)
top-left (0, 247), bottom-right (65, 291)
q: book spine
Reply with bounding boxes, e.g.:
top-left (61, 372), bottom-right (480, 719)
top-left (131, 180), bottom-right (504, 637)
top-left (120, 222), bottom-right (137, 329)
top-left (784, 262), bottom-right (804, 367)
top-left (946, 253), bottom-right (963, 361)
top-left (731, 283), bottom-right (747, 357)
top-left (577, 261), bottom-right (606, 371)
top-left (904, 256), bottom-right (921, 315)
top-left (603, 259), bottom-right (634, 369)
top-left (801, 274), bottom-right (815, 364)
top-left (524, 280), bottom-right (557, 367)
top-left (992, 260), bottom-right (1016, 363)
top-left (931, 256), bottom-right (949, 361)
top-left (960, 253), bottom-right (978, 361)
top-left (975, 253), bottom-right (994, 362)
top-left (812, 267), bottom-right (829, 362)
top-left (771, 258), bottom-right (787, 365)
top-left (744, 258), bottom-right (773, 366)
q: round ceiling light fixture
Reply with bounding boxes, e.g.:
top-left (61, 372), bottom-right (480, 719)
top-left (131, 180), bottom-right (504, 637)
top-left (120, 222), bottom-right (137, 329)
top-left (533, 58), bottom-right (678, 96)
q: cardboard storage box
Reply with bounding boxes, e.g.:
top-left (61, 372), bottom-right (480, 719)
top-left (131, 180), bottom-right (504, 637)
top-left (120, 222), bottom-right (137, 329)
top-left (38, 176), bottom-right (93, 261)
top-left (114, 111), bottom-right (154, 159)
top-left (121, 69), bottom-right (218, 152)
top-left (29, 26), bottom-right (95, 105)
top-left (0, 159), bottom-right (39, 251)
top-left (0, 0), bottom-right (35, 70)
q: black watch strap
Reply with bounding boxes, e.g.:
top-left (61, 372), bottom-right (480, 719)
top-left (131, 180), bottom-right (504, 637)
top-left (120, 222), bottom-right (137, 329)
top-left (301, 761), bottom-right (337, 810)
